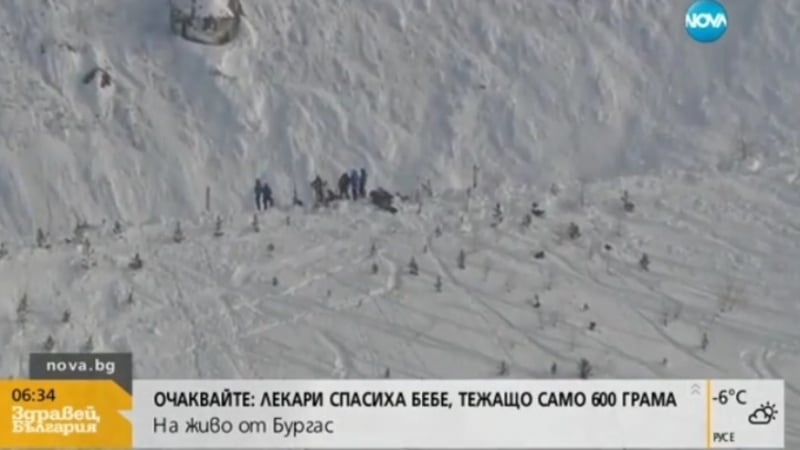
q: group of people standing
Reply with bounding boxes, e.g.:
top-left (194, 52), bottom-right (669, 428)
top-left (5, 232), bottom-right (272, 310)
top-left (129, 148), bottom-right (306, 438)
top-left (254, 168), bottom-right (369, 211)
top-left (312, 168), bottom-right (368, 206)
top-left (253, 179), bottom-right (274, 211)
top-left (337, 168), bottom-right (367, 200)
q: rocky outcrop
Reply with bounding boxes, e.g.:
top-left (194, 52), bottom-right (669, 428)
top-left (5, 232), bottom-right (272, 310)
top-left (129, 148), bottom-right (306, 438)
top-left (169, 0), bottom-right (243, 46)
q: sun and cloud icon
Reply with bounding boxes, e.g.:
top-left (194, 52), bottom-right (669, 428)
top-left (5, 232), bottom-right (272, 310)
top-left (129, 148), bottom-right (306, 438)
top-left (748, 402), bottom-right (778, 425)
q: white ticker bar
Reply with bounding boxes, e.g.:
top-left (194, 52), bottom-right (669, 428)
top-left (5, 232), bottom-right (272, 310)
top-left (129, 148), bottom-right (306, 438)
top-left (128, 379), bottom-right (784, 448)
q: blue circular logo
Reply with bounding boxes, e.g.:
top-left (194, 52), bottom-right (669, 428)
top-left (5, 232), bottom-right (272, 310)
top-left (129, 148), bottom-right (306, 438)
top-left (685, 0), bottom-right (728, 43)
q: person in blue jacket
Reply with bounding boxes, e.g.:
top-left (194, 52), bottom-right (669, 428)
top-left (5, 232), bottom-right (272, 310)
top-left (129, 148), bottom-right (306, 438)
top-left (359, 168), bottom-right (367, 198)
top-left (350, 169), bottom-right (360, 200)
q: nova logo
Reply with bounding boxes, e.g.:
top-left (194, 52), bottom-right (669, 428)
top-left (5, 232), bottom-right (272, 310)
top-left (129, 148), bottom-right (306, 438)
top-left (685, 0), bottom-right (728, 43)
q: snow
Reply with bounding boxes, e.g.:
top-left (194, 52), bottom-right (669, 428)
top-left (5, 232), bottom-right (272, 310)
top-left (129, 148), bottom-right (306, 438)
top-left (0, 0), bottom-right (799, 447)
top-left (171, 0), bottom-right (236, 19)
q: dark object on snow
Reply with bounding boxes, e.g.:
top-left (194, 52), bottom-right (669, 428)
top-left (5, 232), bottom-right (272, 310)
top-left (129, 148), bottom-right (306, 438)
top-left (534, 251), bottom-right (546, 259)
top-left (532, 202), bottom-right (545, 218)
top-left (369, 188), bottom-right (397, 214)
top-left (350, 169), bottom-right (360, 200)
top-left (129, 253), bottom-right (143, 270)
top-left (36, 228), bottom-right (50, 249)
top-left (338, 173), bottom-right (350, 199)
top-left (359, 168), bottom-right (367, 198)
top-left (292, 187), bottom-right (303, 206)
top-left (604, 244), bottom-right (612, 251)
top-left (578, 358), bottom-right (592, 379)
top-left (169, 0), bottom-right (243, 46)
top-left (639, 253), bottom-right (650, 271)
top-left (83, 67), bottom-right (112, 88)
top-left (567, 222), bottom-right (581, 240)
top-left (408, 257), bottom-right (418, 276)
top-left (254, 179), bottom-right (263, 210)
top-left (621, 190), bottom-right (635, 212)
top-left (311, 176), bottom-right (327, 206)
top-left (325, 189), bottom-right (338, 204)
top-left (261, 182), bottom-right (274, 210)
top-left (588, 321), bottom-right (596, 331)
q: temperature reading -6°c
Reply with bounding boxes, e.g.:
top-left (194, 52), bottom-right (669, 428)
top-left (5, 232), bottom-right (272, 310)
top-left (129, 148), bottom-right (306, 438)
top-left (714, 389), bottom-right (747, 405)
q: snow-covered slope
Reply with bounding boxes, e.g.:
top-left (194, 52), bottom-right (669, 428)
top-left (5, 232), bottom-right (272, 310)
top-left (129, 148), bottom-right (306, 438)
top-left (0, 0), bottom-right (799, 447)
top-left (0, 0), bottom-right (799, 237)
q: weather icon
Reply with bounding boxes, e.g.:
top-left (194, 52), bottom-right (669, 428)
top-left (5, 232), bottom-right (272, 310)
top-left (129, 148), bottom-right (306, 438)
top-left (748, 402), bottom-right (778, 425)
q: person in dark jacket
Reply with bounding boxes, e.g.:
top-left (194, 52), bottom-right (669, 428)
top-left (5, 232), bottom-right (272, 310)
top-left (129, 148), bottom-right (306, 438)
top-left (261, 182), bottom-right (274, 210)
top-left (254, 179), bottom-right (263, 210)
top-left (358, 168), bottom-right (367, 198)
top-left (338, 172), bottom-right (350, 199)
top-left (311, 175), bottom-right (326, 206)
top-left (350, 169), bottom-right (360, 200)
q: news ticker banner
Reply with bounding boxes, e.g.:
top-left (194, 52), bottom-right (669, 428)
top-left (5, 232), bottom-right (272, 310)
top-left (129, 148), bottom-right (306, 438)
top-left (0, 353), bottom-right (784, 449)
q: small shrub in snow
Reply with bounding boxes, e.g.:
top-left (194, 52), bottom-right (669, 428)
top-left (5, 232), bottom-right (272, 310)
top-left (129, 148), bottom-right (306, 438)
top-left (497, 360), bottom-right (508, 377)
top-left (408, 257), bottom-right (418, 276)
top-left (491, 203), bottom-right (503, 227)
top-left (472, 164), bottom-right (479, 189)
top-left (581, 303), bottom-right (589, 312)
top-left (112, 220), bottom-right (123, 235)
top-left (126, 291), bottom-right (134, 305)
top-left (588, 321), bottom-right (596, 331)
top-left (701, 332), bottom-right (709, 350)
top-left (292, 187), bottom-right (303, 207)
top-left (422, 244), bottom-right (428, 254)
top-left (82, 336), bottom-right (94, 352)
top-left (621, 190), bottom-right (635, 212)
top-left (550, 362), bottom-right (557, 375)
top-left (534, 250), bottom-right (546, 260)
top-left (434, 275), bottom-right (442, 292)
top-left (213, 216), bottom-right (224, 237)
top-left (530, 295), bottom-right (541, 309)
top-left (173, 221), bottom-right (185, 243)
top-left (43, 335), bottom-right (55, 352)
top-left (578, 358), bottom-right (592, 379)
top-left (267, 243), bottom-right (275, 253)
top-left (434, 226), bottom-right (442, 238)
top-left (16, 293), bottom-right (28, 324)
top-left (383, 367), bottom-right (391, 378)
top-left (272, 276), bottom-right (279, 287)
top-left (128, 253), bottom-right (143, 270)
top-left (531, 202), bottom-right (545, 218)
top-left (252, 214), bottom-right (260, 233)
top-left (371, 263), bottom-right (379, 275)
top-left (457, 249), bottom-right (466, 269)
top-left (369, 243), bottom-right (377, 257)
top-left (639, 253), bottom-right (650, 271)
top-left (567, 222), bottom-right (581, 240)
top-left (36, 228), bottom-right (50, 249)
top-left (62, 309), bottom-right (71, 323)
